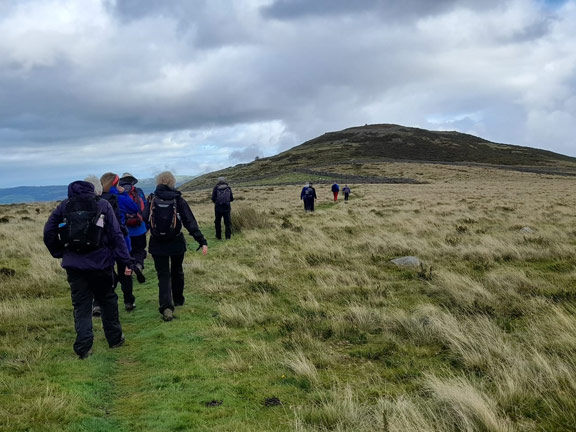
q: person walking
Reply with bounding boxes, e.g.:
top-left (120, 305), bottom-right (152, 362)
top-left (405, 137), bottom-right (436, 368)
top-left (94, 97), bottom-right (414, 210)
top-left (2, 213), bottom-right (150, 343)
top-left (119, 173), bottom-right (148, 283)
top-left (43, 180), bottom-right (133, 359)
top-left (331, 183), bottom-right (340, 201)
top-left (100, 172), bottom-right (140, 312)
top-left (145, 171), bottom-right (208, 322)
top-left (343, 185), bottom-right (351, 201)
top-left (300, 182), bottom-right (317, 213)
top-left (211, 177), bottom-right (234, 240)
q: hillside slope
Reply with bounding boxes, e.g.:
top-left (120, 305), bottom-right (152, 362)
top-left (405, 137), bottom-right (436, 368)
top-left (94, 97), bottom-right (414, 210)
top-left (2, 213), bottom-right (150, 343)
top-left (181, 124), bottom-right (576, 190)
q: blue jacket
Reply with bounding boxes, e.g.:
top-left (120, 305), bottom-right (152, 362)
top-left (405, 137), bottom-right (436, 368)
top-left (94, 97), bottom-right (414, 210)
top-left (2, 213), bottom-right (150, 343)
top-left (122, 185), bottom-right (148, 237)
top-left (331, 183), bottom-right (340, 192)
top-left (109, 185), bottom-right (143, 249)
top-left (43, 181), bottom-right (133, 271)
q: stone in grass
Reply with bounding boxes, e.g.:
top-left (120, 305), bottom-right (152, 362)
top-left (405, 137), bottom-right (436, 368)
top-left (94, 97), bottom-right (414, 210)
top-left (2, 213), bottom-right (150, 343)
top-left (520, 227), bottom-right (535, 234)
top-left (204, 400), bottom-right (223, 407)
top-left (0, 267), bottom-right (16, 277)
top-left (391, 256), bottom-right (422, 269)
top-left (264, 397), bottom-right (282, 407)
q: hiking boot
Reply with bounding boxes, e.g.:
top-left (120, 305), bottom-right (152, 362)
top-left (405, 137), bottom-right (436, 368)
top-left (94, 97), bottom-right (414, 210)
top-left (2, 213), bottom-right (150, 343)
top-left (78, 348), bottom-right (93, 360)
top-left (92, 306), bottom-right (102, 317)
top-left (125, 302), bottom-right (136, 312)
top-left (110, 334), bottom-right (125, 349)
top-left (134, 265), bottom-right (146, 283)
top-left (162, 309), bottom-right (174, 322)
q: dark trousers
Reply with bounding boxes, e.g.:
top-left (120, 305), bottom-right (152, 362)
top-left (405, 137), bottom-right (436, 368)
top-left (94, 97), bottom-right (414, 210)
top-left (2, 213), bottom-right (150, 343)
top-left (304, 198), bottom-right (315, 212)
top-left (66, 268), bottom-right (123, 356)
top-left (152, 254), bottom-right (185, 313)
top-left (116, 262), bottom-right (135, 305)
top-left (214, 208), bottom-right (231, 239)
top-left (344, 192), bottom-right (349, 201)
top-left (130, 233), bottom-right (147, 268)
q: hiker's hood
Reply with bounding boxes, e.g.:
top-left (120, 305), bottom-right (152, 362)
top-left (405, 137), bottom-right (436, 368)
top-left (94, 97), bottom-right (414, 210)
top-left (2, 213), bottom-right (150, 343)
top-left (67, 181), bottom-right (95, 198)
top-left (154, 184), bottom-right (181, 200)
top-left (216, 183), bottom-right (229, 190)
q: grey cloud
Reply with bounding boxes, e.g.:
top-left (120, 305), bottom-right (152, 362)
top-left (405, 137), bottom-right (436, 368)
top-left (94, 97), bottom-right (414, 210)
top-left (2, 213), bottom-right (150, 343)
top-left (230, 145), bottom-right (264, 161)
top-left (261, 0), bottom-right (502, 21)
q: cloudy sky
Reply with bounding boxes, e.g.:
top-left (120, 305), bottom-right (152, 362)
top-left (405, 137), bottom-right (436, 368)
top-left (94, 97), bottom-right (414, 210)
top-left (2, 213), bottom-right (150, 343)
top-left (0, 0), bottom-right (574, 187)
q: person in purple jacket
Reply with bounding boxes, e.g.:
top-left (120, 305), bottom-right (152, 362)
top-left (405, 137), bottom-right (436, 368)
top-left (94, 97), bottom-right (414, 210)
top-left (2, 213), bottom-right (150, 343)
top-left (44, 180), bottom-right (134, 359)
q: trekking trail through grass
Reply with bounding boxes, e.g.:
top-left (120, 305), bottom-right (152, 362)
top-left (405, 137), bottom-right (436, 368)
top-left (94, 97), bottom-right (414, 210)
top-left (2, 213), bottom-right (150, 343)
top-left (3, 163), bottom-right (576, 431)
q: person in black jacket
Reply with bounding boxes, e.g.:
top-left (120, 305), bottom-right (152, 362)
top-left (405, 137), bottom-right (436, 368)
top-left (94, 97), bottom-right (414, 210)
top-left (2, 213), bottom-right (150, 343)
top-left (144, 171), bottom-right (208, 321)
top-left (211, 177), bottom-right (234, 240)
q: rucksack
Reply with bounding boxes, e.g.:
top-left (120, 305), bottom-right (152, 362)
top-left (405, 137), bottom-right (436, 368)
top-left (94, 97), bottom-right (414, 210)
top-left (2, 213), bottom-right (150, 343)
top-left (125, 187), bottom-right (144, 227)
top-left (215, 186), bottom-right (232, 206)
top-left (305, 187), bottom-right (314, 198)
top-left (149, 196), bottom-right (182, 241)
top-left (59, 197), bottom-right (104, 253)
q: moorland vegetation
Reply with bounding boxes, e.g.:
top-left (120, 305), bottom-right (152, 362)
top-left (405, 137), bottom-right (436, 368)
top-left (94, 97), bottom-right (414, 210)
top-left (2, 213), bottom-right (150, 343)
top-left (1, 162), bottom-right (576, 431)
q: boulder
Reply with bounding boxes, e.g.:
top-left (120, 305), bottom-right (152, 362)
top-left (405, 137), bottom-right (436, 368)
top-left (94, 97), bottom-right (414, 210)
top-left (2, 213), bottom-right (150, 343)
top-left (391, 256), bottom-right (422, 269)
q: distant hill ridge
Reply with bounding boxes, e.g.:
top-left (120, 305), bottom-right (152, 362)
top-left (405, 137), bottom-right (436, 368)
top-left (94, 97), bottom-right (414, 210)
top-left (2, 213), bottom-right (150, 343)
top-left (181, 124), bottom-right (576, 190)
top-left (0, 175), bottom-right (196, 205)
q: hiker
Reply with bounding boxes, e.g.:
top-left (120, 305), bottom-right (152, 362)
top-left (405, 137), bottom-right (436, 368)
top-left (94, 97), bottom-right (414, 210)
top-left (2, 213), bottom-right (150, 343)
top-left (331, 183), bottom-right (340, 201)
top-left (211, 177), bottom-right (234, 240)
top-left (144, 171), bottom-right (208, 322)
top-left (43, 180), bottom-right (133, 359)
top-left (100, 172), bottom-right (140, 312)
top-left (119, 173), bottom-right (148, 283)
top-left (343, 185), bottom-right (351, 201)
top-left (300, 182), bottom-right (317, 212)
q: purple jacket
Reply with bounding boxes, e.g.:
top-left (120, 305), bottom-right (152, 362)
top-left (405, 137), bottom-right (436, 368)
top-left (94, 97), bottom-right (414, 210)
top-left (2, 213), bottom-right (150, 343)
top-left (43, 181), bottom-right (133, 270)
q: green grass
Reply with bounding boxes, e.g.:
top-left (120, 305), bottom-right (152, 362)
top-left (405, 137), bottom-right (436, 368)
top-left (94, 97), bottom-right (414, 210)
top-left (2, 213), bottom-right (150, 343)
top-left (4, 171), bottom-right (576, 431)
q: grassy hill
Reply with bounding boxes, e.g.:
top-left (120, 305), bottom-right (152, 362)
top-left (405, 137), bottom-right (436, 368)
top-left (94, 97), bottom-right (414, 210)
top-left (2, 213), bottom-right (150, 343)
top-left (181, 124), bottom-right (576, 190)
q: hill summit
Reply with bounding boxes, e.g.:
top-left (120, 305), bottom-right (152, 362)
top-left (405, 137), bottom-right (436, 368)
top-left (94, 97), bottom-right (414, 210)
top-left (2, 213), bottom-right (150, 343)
top-left (181, 124), bottom-right (576, 190)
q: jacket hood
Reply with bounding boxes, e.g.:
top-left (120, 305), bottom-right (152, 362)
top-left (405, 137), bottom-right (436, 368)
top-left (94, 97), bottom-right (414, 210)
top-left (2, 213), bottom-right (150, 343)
top-left (216, 183), bottom-right (229, 190)
top-left (68, 181), bottom-right (96, 198)
top-left (155, 184), bottom-right (181, 200)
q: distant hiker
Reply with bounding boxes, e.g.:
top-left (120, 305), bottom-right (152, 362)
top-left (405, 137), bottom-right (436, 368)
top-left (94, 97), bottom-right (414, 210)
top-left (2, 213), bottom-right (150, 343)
top-left (100, 172), bottom-right (140, 312)
top-left (119, 173), bottom-right (148, 284)
top-left (144, 171), bottom-right (208, 322)
top-left (300, 182), bottom-right (317, 212)
top-left (331, 183), bottom-right (340, 201)
top-left (43, 180), bottom-right (133, 359)
top-left (343, 185), bottom-right (351, 201)
top-left (211, 177), bottom-right (234, 240)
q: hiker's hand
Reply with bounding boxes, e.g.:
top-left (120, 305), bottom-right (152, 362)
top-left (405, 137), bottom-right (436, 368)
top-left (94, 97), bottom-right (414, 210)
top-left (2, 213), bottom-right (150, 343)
top-left (124, 267), bottom-right (132, 276)
top-left (202, 245), bottom-right (208, 255)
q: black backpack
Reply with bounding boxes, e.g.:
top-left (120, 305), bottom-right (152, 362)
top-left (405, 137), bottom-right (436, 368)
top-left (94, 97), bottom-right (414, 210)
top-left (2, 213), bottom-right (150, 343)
top-left (59, 197), bottom-right (104, 253)
top-left (305, 187), bottom-right (315, 198)
top-left (149, 196), bottom-right (182, 241)
top-left (215, 187), bottom-right (232, 206)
